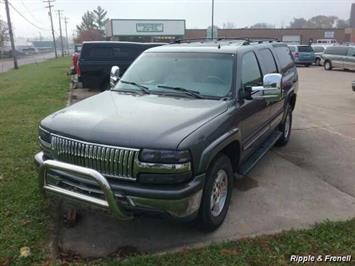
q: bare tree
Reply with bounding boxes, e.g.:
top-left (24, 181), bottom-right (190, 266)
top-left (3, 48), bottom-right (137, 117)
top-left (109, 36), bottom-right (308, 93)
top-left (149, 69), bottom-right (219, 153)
top-left (250, 23), bottom-right (275, 29)
top-left (222, 21), bottom-right (236, 29)
top-left (0, 19), bottom-right (9, 48)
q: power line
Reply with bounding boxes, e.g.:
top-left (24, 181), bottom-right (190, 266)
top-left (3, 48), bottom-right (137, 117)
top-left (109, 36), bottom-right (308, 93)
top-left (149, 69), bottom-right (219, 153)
top-left (7, 1), bottom-right (51, 31)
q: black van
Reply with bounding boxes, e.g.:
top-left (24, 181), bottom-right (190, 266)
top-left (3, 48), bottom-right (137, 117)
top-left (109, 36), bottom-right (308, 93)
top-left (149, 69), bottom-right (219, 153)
top-left (78, 41), bottom-right (164, 90)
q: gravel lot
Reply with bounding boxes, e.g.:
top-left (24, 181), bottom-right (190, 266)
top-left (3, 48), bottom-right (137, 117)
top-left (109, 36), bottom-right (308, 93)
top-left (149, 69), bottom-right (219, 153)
top-left (59, 66), bottom-right (355, 258)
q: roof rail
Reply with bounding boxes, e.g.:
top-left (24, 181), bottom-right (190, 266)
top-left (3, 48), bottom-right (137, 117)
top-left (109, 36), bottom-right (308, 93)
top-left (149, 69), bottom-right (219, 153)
top-left (171, 37), bottom-right (280, 45)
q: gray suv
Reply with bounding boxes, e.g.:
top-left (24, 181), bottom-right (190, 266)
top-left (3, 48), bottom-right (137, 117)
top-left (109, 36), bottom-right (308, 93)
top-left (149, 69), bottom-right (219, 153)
top-left (35, 39), bottom-right (298, 231)
top-left (323, 46), bottom-right (355, 71)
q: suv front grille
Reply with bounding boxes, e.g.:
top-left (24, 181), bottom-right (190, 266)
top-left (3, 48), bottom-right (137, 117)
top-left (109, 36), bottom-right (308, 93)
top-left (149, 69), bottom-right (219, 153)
top-left (51, 134), bottom-right (139, 180)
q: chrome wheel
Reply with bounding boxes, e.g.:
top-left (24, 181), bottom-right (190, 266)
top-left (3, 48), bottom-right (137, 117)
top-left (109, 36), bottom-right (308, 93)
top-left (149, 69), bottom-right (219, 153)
top-left (284, 112), bottom-right (291, 138)
top-left (210, 169), bottom-right (228, 217)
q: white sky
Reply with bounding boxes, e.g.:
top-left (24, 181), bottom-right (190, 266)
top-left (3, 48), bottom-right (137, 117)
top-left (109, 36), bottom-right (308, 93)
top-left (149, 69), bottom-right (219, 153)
top-left (0, 0), bottom-right (354, 40)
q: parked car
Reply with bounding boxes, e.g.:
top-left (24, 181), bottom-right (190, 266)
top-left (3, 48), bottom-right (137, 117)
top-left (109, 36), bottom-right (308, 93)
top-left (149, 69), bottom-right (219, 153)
top-left (78, 41), bottom-right (164, 90)
top-left (311, 45), bottom-right (327, 66)
top-left (323, 46), bottom-right (355, 71)
top-left (35, 39), bottom-right (298, 231)
top-left (288, 45), bottom-right (315, 67)
top-left (316, 39), bottom-right (337, 45)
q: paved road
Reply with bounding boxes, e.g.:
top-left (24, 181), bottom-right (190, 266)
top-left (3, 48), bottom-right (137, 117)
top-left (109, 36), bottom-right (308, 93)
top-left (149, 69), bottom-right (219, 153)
top-left (58, 67), bottom-right (355, 258)
top-left (0, 53), bottom-right (56, 73)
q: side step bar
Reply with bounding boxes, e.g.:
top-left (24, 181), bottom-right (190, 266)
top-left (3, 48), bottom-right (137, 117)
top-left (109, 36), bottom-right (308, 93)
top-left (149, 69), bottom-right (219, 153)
top-left (238, 131), bottom-right (282, 176)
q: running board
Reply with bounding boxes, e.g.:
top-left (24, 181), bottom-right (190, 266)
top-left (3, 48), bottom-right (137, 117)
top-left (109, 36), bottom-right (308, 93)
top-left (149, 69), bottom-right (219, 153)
top-left (238, 131), bottom-right (282, 176)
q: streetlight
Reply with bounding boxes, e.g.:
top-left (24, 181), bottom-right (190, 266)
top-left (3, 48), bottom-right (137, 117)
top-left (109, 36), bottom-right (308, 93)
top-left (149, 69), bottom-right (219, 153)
top-left (211, 0), bottom-right (214, 39)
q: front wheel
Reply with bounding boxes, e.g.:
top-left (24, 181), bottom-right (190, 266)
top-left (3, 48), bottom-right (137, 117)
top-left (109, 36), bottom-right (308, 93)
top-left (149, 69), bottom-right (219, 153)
top-left (198, 154), bottom-right (233, 232)
top-left (275, 106), bottom-right (292, 146)
top-left (324, 61), bottom-right (332, 71)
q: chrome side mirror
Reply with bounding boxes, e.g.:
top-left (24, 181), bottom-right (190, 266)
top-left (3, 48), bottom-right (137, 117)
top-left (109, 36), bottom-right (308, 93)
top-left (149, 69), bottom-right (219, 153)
top-left (110, 66), bottom-right (120, 88)
top-left (249, 73), bottom-right (282, 102)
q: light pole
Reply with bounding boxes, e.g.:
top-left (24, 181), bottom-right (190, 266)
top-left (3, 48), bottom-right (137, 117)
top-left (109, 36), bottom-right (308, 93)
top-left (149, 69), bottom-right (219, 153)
top-left (211, 0), bottom-right (214, 39)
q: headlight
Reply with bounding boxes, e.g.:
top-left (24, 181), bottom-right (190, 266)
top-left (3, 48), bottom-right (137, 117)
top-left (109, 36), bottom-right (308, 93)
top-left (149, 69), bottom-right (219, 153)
top-left (39, 126), bottom-right (51, 144)
top-left (139, 149), bottom-right (191, 164)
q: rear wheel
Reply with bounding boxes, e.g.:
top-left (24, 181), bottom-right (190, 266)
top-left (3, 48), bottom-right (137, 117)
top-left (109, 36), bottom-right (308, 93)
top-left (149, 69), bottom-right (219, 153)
top-left (198, 154), bottom-right (233, 232)
top-left (275, 106), bottom-right (292, 146)
top-left (315, 58), bottom-right (321, 66)
top-left (324, 60), bottom-right (332, 71)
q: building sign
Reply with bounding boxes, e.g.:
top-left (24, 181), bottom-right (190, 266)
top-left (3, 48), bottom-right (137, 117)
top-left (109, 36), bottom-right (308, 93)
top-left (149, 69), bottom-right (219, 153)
top-left (108, 19), bottom-right (185, 36)
top-left (324, 31), bottom-right (335, 38)
top-left (136, 23), bottom-right (164, 33)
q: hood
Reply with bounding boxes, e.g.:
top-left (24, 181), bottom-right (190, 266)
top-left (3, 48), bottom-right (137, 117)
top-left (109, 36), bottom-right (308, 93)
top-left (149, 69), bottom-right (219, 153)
top-left (41, 91), bottom-right (229, 149)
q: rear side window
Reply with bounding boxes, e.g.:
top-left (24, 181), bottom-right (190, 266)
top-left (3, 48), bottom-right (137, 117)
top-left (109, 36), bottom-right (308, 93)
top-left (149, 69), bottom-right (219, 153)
top-left (312, 46), bottom-right (324, 53)
top-left (241, 52), bottom-right (262, 88)
top-left (347, 47), bottom-right (355, 57)
top-left (325, 47), bottom-right (349, 56)
top-left (273, 46), bottom-right (294, 72)
top-left (298, 46), bottom-right (313, 52)
top-left (82, 46), bottom-right (112, 59)
top-left (289, 46), bottom-right (296, 52)
top-left (113, 45), bottom-right (141, 59)
top-left (257, 49), bottom-right (278, 74)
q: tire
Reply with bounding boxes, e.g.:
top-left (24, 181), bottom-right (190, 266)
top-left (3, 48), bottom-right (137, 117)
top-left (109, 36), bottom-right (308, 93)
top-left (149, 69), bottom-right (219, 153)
top-left (315, 58), bottom-right (321, 66)
top-left (275, 106), bottom-right (292, 147)
top-left (305, 64), bottom-right (310, 67)
top-left (324, 60), bottom-right (332, 71)
top-left (198, 154), bottom-right (233, 232)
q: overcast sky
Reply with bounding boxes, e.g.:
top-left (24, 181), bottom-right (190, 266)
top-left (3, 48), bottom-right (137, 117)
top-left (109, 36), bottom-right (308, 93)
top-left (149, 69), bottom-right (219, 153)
top-left (1, 0), bottom-right (354, 40)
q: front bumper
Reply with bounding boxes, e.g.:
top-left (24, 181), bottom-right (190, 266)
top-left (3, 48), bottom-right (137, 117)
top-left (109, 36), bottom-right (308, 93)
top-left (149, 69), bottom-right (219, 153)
top-left (35, 152), bottom-right (204, 220)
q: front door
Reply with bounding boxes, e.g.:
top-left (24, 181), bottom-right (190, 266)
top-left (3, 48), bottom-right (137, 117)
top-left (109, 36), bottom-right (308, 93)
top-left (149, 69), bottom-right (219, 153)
top-left (238, 51), bottom-right (271, 159)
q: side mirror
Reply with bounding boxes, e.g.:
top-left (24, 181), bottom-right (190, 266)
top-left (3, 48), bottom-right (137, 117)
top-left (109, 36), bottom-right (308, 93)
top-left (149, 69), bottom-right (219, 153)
top-left (110, 66), bottom-right (120, 88)
top-left (250, 73), bottom-right (283, 102)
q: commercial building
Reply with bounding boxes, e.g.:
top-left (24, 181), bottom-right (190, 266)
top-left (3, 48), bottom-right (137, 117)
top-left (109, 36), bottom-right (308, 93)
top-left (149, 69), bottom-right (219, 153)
top-left (105, 19), bottom-right (185, 42)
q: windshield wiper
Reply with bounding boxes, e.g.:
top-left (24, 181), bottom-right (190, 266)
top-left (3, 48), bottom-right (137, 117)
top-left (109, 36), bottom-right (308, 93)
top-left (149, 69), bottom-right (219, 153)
top-left (157, 85), bottom-right (202, 99)
top-left (119, 80), bottom-right (150, 94)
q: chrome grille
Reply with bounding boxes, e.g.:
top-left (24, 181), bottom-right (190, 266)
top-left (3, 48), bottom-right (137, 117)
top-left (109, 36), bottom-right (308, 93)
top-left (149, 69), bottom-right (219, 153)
top-left (51, 134), bottom-right (139, 180)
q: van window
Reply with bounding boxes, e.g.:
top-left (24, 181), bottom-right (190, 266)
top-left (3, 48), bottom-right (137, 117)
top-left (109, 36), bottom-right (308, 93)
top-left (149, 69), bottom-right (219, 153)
top-left (347, 47), bottom-right (355, 57)
top-left (298, 46), bottom-right (313, 52)
top-left (258, 49), bottom-right (278, 74)
top-left (241, 52), bottom-right (262, 88)
top-left (312, 46), bottom-right (325, 53)
top-left (87, 47), bottom-right (112, 59)
top-left (273, 46), bottom-right (294, 72)
top-left (325, 47), bottom-right (349, 56)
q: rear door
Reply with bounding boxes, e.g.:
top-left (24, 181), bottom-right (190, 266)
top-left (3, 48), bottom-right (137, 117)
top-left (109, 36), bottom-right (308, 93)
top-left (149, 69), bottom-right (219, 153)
top-left (239, 51), bottom-right (271, 156)
top-left (256, 47), bottom-right (285, 130)
top-left (345, 47), bottom-right (355, 70)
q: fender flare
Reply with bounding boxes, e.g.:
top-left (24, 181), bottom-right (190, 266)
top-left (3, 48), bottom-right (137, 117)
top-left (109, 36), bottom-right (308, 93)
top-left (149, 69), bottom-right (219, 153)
top-left (198, 128), bottom-right (241, 173)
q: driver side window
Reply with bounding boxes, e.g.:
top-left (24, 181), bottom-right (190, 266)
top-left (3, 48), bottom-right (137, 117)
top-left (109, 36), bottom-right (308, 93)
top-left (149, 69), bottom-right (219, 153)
top-left (241, 52), bottom-right (262, 89)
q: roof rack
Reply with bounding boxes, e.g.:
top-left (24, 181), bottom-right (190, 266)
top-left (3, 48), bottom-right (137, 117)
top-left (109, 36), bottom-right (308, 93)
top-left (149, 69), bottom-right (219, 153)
top-left (172, 37), bottom-right (280, 45)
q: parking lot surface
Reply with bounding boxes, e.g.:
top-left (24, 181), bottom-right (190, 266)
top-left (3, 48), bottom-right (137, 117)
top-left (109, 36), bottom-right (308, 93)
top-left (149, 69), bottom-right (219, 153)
top-left (59, 67), bottom-right (355, 258)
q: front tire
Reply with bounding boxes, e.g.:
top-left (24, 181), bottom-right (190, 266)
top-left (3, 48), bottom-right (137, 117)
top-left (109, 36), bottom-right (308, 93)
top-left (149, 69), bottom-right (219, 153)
top-left (324, 60), bottom-right (332, 71)
top-left (198, 154), bottom-right (233, 232)
top-left (275, 106), bottom-right (292, 146)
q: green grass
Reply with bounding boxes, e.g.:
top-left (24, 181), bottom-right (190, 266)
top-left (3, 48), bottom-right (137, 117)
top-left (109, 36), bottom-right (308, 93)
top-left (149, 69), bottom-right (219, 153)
top-left (0, 57), bottom-right (70, 265)
top-left (0, 58), bottom-right (354, 265)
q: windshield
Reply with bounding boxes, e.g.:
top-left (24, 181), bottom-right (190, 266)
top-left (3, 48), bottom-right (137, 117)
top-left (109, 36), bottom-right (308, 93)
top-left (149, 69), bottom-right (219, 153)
top-left (114, 52), bottom-right (234, 98)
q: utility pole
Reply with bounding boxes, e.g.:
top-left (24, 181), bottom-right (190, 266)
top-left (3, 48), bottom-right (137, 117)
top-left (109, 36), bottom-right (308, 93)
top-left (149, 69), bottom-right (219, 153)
top-left (211, 0), bottom-right (214, 39)
top-left (4, 0), bottom-right (18, 69)
top-left (44, 0), bottom-right (57, 58)
top-left (64, 17), bottom-right (69, 55)
top-left (56, 10), bottom-right (64, 57)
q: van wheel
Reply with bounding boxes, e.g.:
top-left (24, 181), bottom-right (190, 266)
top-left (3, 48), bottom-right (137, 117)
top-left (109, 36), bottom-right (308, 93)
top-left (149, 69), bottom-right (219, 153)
top-left (198, 154), bottom-right (233, 232)
top-left (315, 58), bottom-right (321, 66)
top-left (275, 106), bottom-right (292, 147)
top-left (324, 61), bottom-right (332, 71)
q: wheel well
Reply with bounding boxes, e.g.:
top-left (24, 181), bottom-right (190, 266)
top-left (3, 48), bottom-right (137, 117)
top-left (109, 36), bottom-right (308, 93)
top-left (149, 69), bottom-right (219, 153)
top-left (220, 141), bottom-right (240, 172)
top-left (289, 93), bottom-right (296, 111)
